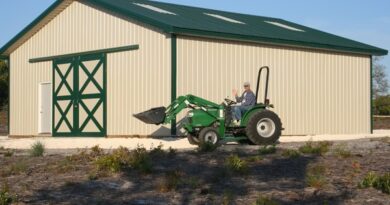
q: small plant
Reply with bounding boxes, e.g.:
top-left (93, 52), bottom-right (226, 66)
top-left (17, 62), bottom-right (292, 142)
top-left (246, 155), bottom-right (263, 163)
top-left (88, 172), bottom-right (98, 181)
top-left (0, 183), bottom-right (13, 205)
top-left (281, 149), bottom-right (301, 159)
top-left (333, 144), bottom-right (352, 158)
top-left (359, 172), bottom-right (390, 194)
top-left (225, 154), bottom-right (248, 175)
top-left (168, 147), bottom-right (177, 157)
top-left (305, 164), bottom-right (327, 189)
top-left (182, 176), bottom-right (200, 189)
top-left (197, 142), bottom-right (218, 153)
top-left (157, 170), bottom-right (183, 192)
top-left (258, 145), bottom-right (277, 155)
top-left (90, 145), bottom-right (104, 157)
top-left (150, 143), bottom-right (165, 156)
top-left (254, 195), bottom-right (279, 205)
top-left (299, 141), bottom-right (331, 155)
top-left (29, 141), bottom-right (45, 157)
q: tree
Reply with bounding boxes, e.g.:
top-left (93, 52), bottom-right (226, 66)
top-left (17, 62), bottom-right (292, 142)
top-left (0, 60), bottom-right (8, 108)
top-left (372, 56), bottom-right (389, 98)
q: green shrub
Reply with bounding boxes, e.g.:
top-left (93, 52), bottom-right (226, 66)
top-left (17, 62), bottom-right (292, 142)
top-left (299, 141), bottom-right (331, 155)
top-left (225, 154), bottom-right (248, 175)
top-left (254, 195), bottom-right (279, 205)
top-left (359, 172), bottom-right (390, 194)
top-left (197, 142), bottom-right (218, 153)
top-left (305, 164), bottom-right (327, 189)
top-left (281, 149), bottom-right (301, 159)
top-left (29, 141), bottom-right (45, 157)
top-left (258, 145), bottom-right (277, 155)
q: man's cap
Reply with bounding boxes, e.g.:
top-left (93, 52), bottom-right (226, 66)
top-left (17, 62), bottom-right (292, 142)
top-left (243, 82), bottom-right (250, 86)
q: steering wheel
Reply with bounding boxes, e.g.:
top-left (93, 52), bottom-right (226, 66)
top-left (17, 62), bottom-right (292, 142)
top-left (224, 98), bottom-right (237, 106)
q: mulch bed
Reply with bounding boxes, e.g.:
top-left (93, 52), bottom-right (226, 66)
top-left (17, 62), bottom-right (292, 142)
top-left (0, 138), bottom-right (389, 205)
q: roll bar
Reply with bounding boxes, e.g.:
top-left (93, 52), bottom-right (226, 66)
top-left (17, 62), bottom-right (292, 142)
top-left (255, 66), bottom-right (270, 105)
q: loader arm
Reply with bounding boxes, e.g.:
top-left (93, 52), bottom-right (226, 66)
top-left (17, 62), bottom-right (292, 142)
top-left (163, 95), bottom-right (222, 124)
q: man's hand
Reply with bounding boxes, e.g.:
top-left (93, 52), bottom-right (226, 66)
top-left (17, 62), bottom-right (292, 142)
top-left (232, 89), bottom-right (238, 97)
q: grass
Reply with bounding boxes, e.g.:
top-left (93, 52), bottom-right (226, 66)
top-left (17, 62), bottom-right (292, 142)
top-left (299, 141), bottom-right (332, 155)
top-left (333, 144), bottom-right (352, 158)
top-left (281, 149), bottom-right (301, 159)
top-left (254, 195), bottom-right (279, 205)
top-left (0, 183), bottom-right (13, 205)
top-left (222, 189), bottom-right (235, 205)
top-left (246, 155), bottom-right (263, 163)
top-left (258, 145), bottom-right (277, 155)
top-left (305, 164), bottom-right (327, 189)
top-left (225, 154), bottom-right (249, 175)
top-left (29, 141), bottom-right (45, 157)
top-left (3, 150), bottom-right (13, 157)
top-left (359, 172), bottom-right (390, 194)
top-left (1, 161), bottom-right (28, 177)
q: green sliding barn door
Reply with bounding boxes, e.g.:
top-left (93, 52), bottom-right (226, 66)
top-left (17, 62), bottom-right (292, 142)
top-left (53, 54), bottom-right (106, 137)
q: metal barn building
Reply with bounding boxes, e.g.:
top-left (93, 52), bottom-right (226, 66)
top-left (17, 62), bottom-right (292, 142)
top-left (0, 0), bottom-right (387, 137)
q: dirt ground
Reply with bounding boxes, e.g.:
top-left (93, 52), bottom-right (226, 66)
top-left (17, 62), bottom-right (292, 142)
top-left (0, 109), bottom-right (7, 135)
top-left (0, 138), bottom-right (389, 205)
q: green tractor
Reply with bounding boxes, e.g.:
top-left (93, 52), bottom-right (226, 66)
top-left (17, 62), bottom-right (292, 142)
top-left (134, 66), bottom-right (282, 145)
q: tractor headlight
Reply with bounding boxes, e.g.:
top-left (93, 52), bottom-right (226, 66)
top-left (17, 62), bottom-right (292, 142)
top-left (188, 111), bottom-right (194, 117)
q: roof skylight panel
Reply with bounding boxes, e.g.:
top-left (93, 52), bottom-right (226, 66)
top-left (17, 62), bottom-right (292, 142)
top-left (204, 13), bottom-right (245, 24)
top-left (265, 21), bottom-right (305, 32)
top-left (133, 3), bottom-right (177, 15)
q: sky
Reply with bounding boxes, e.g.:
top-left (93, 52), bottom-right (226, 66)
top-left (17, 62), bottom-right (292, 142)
top-left (1, 0), bottom-right (389, 80)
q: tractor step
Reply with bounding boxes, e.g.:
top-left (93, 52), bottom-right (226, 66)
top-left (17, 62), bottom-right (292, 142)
top-left (133, 107), bottom-right (166, 125)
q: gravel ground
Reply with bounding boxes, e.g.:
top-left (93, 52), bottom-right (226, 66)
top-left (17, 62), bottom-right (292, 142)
top-left (0, 138), bottom-right (389, 205)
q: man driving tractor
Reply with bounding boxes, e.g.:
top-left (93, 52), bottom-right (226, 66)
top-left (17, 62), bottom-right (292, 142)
top-left (232, 82), bottom-right (256, 123)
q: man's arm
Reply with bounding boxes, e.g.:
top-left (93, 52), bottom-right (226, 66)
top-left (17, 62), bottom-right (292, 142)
top-left (235, 93), bottom-right (244, 103)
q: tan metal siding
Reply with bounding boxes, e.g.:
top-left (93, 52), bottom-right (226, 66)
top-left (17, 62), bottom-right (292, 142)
top-left (177, 36), bottom-right (371, 135)
top-left (10, 1), bottom-right (171, 136)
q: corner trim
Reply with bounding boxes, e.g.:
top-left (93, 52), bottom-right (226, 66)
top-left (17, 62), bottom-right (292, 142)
top-left (370, 56), bottom-right (373, 134)
top-left (29, 45), bottom-right (139, 63)
top-left (171, 34), bottom-right (177, 136)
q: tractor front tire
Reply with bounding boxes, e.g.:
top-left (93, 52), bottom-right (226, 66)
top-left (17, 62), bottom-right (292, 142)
top-left (245, 110), bottom-right (282, 145)
top-left (187, 134), bottom-right (200, 145)
top-left (198, 127), bottom-right (220, 145)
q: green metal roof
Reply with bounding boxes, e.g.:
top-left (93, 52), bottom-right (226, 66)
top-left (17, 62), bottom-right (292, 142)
top-left (0, 0), bottom-right (388, 56)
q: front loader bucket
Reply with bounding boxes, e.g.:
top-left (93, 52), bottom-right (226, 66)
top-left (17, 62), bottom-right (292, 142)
top-left (133, 107), bottom-right (167, 125)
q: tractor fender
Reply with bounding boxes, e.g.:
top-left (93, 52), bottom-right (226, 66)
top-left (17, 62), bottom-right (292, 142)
top-left (240, 105), bottom-right (267, 126)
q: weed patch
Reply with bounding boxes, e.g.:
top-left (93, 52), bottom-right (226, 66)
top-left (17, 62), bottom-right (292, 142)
top-left (258, 145), bottom-right (277, 155)
top-left (157, 170), bottom-right (183, 192)
top-left (305, 164), bottom-right (327, 189)
top-left (333, 144), bottom-right (352, 158)
top-left (0, 183), bottom-right (14, 205)
top-left (359, 172), bottom-right (390, 194)
top-left (281, 149), bottom-right (301, 159)
top-left (299, 141), bottom-right (331, 155)
top-left (29, 141), bottom-right (45, 157)
top-left (225, 154), bottom-right (249, 175)
top-left (254, 195), bottom-right (279, 205)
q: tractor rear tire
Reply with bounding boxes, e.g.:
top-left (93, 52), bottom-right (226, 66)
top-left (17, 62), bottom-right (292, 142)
top-left (187, 134), bottom-right (200, 145)
top-left (198, 127), bottom-right (220, 145)
top-left (245, 110), bottom-right (282, 145)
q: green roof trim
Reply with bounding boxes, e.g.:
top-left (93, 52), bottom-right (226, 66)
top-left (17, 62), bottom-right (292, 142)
top-left (0, 0), bottom-right (388, 56)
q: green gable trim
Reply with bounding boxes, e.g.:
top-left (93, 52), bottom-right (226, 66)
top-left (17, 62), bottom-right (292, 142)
top-left (29, 45), bottom-right (139, 63)
top-left (0, 0), bottom-right (63, 55)
top-left (171, 34), bottom-right (177, 136)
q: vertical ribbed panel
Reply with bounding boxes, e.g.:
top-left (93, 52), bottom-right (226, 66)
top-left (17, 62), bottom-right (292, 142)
top-left (10, 1), bottom-right (171, 136)
top-left (177, 36), bottom-right (371, 135)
